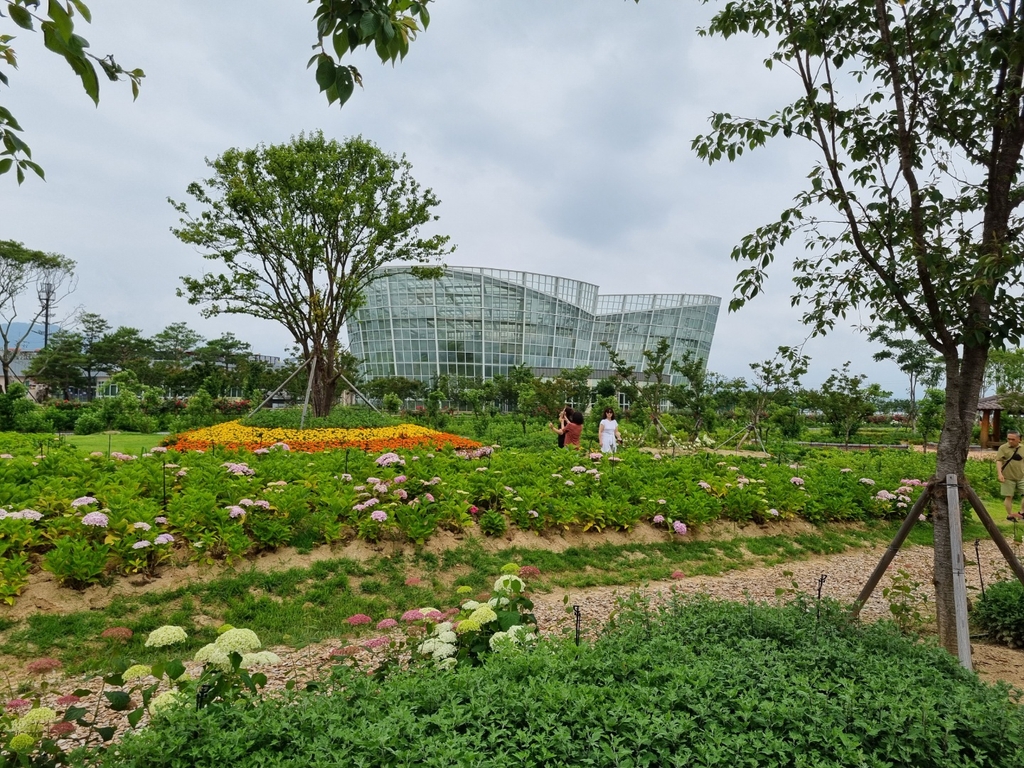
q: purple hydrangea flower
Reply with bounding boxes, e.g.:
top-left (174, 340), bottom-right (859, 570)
top-left (155, 533), bottom-right (175, 545)
top-left (227, 506), bottom-right (246, 519)
top-left (653, 514), bottom-right (665, 524)
top-left (154, 516), bottom-right (168, 524)
top-left (71, 496), bottom-right (98, 508)
top-left (673, 521), bottom-right (688, 535)
top-left (81, 512), bottom-right (109, 528)
top-left (132, 540), bottom-right (152, 549)
top-left (133, 521), bottom-right (152, 531)
top-left (371, 510), bottom-right (388, 523)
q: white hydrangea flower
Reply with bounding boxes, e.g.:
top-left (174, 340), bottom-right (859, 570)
top-left (215, 628), bottom-right (262, 653)
top-left (240, 651), bottom-right (281, 668)
top-left (13, 707), bottom-right (57, 735)
top-left (487, 597), bottom-right (510, 608)
top-left (436, 657), bottom-right (457, 670)
top-left (461, 600), bottom-right (481, 611)
top-left (149, 690), bottom-right (187, 717)
top-left (507, 625), bottom-right (537, 644)
top-left (435, 621), bottom-right (454, 633)
top-left (194, 642), bottom-right (232, 672)
top-left (436, 630), bottom-right (457, 645)
top-left (489, 631), bottom-right (511, 651)
top-left (145, 625), bottom-right (188, 647)
top-left (122, 664), bottom-right (152, 682)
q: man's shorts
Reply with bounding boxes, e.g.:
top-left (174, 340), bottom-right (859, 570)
top-left (1001, 478), bottom-right (1024, 498)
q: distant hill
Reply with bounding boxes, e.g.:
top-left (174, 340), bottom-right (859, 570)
top-left (3, 322), bottom-right (54, 351)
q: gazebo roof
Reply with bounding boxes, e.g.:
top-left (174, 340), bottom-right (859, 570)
top-left (977, 393), bottom-right (1024, 412)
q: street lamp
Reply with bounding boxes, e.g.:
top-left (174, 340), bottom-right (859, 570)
top-left (37, 280), bottom-right (55, 348)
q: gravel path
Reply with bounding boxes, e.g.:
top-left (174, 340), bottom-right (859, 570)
top-left (21, 540), bottom-right (1024, 751)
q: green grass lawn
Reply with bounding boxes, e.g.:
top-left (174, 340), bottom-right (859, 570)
top-left (61, 432), bottom-right (169, 455)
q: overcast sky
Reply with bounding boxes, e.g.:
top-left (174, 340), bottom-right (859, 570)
top-left (1, 0), bottom-right (914, 394)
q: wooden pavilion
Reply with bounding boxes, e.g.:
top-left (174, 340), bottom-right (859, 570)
top-left (976, 392), bottom-right (1024, 448)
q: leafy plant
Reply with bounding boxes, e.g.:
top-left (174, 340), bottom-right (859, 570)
top-left (41, 538), bottom-right (110, 589)
top-left (882, 568), bottom-right (932, 635)
top-left (974, 579), bottom-right (1024, 648)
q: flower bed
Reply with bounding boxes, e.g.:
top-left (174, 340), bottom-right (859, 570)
top-left (170, 421), bottom-right (482, 453)
top-left (0, 436), bottom-right (998, 604)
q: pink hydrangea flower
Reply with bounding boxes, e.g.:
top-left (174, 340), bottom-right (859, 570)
top-left (227, 506), bottom-right (246, 519)
top-left (671, 571), bottom-right (685, 580)
top-left (347, 614), bottom-right (372, 625)
top-left (5, 699), bottom-right (32, 714)
top-left (371, 510), bottom-right (388, 523)
top-left (154, 516), bottom-right (168, 524)
top-left (377, 618), bottom-right (398, 629)
top-left (363, 637), bottom-right (389, 649)
top-left (393, 475), bottom-right (407, 484)
top-left (71, 496), bottom-right (98, 508)
top-left (56, 694), bottom-right (81, 706)
top-left (790, 477), bottom-right (805, 486)
top-left (653, 514), bottom-right (665, 524)
top-left (424, 493), bottom-right (435, 503)
top-left (673, 521), bottom-right (688, 535)
top-left (132, 540), bottom-right (151, 549)
top-left (155, 533), bottom-right (175, 545)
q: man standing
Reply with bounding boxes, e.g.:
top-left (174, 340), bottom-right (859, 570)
top-left (996, 430), bottom-right (1024, 521)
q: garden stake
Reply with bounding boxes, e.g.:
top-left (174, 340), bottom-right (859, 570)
top-left (161, 460), bottom-right (167, 511)
top-left (974, 540), bottom-right (985, 598)
top-left (107, 433), bottom-right (111, 458)
top-left (345, 449), bottom-right (350, 474)
top-left (196, 684), bottom-right (213, 710)
top-left (816, 574), bottom-right (827, 623)
top-left (573, 605), bottom-right (581, 646)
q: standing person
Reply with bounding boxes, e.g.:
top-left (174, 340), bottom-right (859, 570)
top-left (550, 407), bottom-right (573, 448)
top-left (599, 407), bottom-right (621, 453)
top-left (562, 410), bottom-right (584, 448)
top-left (997, 430), bottom-right (1024, 520)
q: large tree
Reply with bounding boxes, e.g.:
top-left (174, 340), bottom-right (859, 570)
top-left (0, 239), bottom-right (74, 390)
top-left (693, 0), bottom-right (1024, 653)
top-left (173, 132), bottom-right (451, 417)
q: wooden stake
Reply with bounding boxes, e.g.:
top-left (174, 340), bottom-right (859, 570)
top-left (946, 474), bottom-right (973, 671)
top-left (851, 481), bottom-right (935, 618)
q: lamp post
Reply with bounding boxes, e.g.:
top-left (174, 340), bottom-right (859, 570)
top-left (37, 280), bottom-right (55, 348)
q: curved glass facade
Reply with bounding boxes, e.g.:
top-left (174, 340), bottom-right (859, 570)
top-left (347, 266), bottom-right (719, 385)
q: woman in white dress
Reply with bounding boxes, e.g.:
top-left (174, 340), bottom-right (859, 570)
top-left (598, 408), bottom-right (621, 453)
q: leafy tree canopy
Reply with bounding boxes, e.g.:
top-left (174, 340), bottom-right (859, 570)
top-left (173, 132), bottom-right (452, 417)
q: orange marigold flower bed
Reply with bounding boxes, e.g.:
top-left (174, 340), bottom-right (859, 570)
top-left (170, 421), bottom-right (482, 454)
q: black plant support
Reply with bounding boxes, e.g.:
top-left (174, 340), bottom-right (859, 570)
top-left (573, 605), bottom-right (581, 646)
top-left (974, 539), bottom-right (985, 598)
top-left (816, 573), bottom-right (828, 623)
top-left (345, 449), bottom-right (350, 475)
top-left (162, 460), bottom-right (167, 511)
top-left (196, 683), bottom-right (214, 710)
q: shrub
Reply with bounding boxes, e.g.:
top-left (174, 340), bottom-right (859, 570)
top-left (107, 596), bottom-right (1024, 768)
top-left (974, 579), bottom-right (1024, 648)
top-left (73, 409), bottom-right (105, 435)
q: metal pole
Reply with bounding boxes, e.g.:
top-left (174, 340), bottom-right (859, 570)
top-left (337, 372), bottom-right (382, 415)
top-left (245, 356), bottom-right (313, 419)
top-left (300, 356), bottom-right (318, 430)
top-left (851, 480), bottom-right (935, 618)
top-left (962, 483), bottom-right (1024, 588)
top-left (945, 474), bottom-right (973, 671)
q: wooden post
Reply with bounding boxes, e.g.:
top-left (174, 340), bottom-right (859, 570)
top-left (962, 483), bottom-right (1024, 588)
top-left (945, 474), bottom-right (973, 671)
top-left (851, 481), bottom-right (934, 618)
top-left (980, 410), bottom-right (991, 449)
top-left (994, 409), bottom-right (1002, 444)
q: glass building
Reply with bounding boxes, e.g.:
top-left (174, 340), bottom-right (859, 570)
top-left (347, 266), bottom-right (719, 385)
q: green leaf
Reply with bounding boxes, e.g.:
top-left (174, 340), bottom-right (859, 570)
top-left (104, 690), bottom-right (132, 711)
top-left (48, 0), bottom-right (74, 41)
top-left (95, 726), bottom-right (115, 742)
top-left (0, 157), bottom-right (12, 175)
top-left (334, 66), bottom-right (354, 106)
top-left (315, 55), bottom-right (335, 91)
top-left (358, 11), bottom-right (379, 38)
top-left (164, 659), bottom-right (186, 681)
top-left (127, 707), bottom-right (145, 728)
top-left (62, 706), bottom-right (88, 722)
top-left (8, 4), bottom-right (34, 30)
top-left (69, 0), bottom-right (91, 23)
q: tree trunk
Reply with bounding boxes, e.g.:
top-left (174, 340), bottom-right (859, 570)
top-left (310, 354), bottom-right (338, 418)
top-left (932, 348), bottom-right (986, 654)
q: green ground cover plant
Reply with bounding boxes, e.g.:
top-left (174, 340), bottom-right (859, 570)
top-left (974, 579), bottom-right (1024, 649)
top-left (0, 432), bottom-right (1006, 604)
top-left (102, 595), bottom-right (1024, 768)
